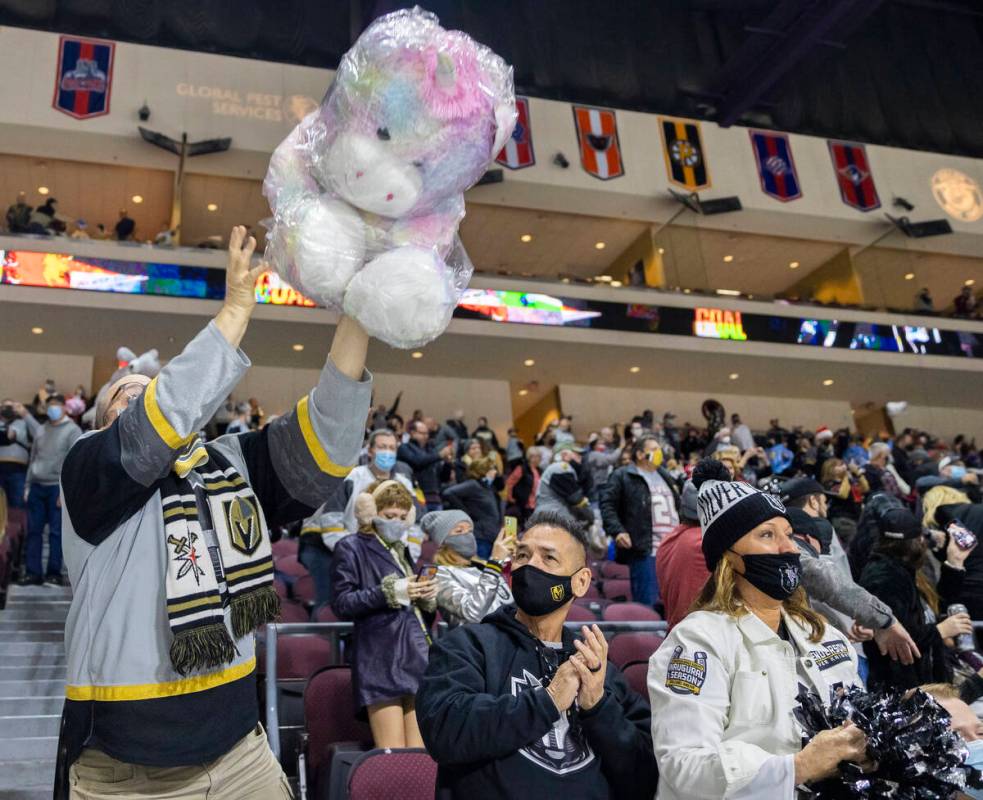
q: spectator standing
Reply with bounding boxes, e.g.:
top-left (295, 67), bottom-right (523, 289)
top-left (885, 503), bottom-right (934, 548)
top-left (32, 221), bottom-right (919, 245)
top-left (655, 480), bottom-right (708, 628)
top-left (400, 419), bottom-right (454, 512)
top-left (471, 416), bottom-right (500, 452)
top-left (331, 481), bottom-right (436, 748)
top-left (0, 400), bottom-right (41, 510)
top-left (441, 456), bottom-right (503, 559)
top-left (821, 457), bottom-right (869, 542)
top-left (585, 427), bottom-right (621, 506)
top-left (224, 402), bottom-right (252, 435)
top-left (923, 486), bottom-right (983, 621)
top-left (504, 449), bottom-right (541, 525)
top-left (859, 507), bottom-right (974, 690)
top-left (535, 443), bottom-right (594, 528)
top-left (601, 435), bottom-right (680, 606)
top-left (914, 287), bottom-right (934, 312)
top-left (417, 511), bottom-right (658, 800)
top-left (954, 285), bottom-right (979, 318)
top-left (154, 222), bottom-right (175, 246)
top-left (115, 208), bottom-right (135, 241)
top-left (21, 394), bottom-right (81, 585)
top-left (32, 378), bottom-right (56, 421)
top-left (69, 220), bottom-right (90, 240)
top-left (864, 441), bottom-right (910, 500)
top-left (5, 191), bottom-right (32, 233)
top-left (29, 197), bottom-right (59, 233)
top-left (730, 413), bottom-right (755, 452)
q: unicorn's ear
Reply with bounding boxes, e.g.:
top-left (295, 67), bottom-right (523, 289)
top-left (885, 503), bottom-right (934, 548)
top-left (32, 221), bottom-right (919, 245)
top-left (491, 97), bottom-right (517, 158)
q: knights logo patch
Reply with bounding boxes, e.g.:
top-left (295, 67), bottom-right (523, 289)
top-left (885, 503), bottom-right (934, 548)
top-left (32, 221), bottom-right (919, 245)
top-left (53, 36), bottom-right (115, 120)
top-left (809, 640), bottom-right (852, 671)
top-left (550, 584), bottom-right (566, 603)
top-left (572, 105), bottom-right (624, 180)
top-left (496, 96), bottom-right (535, 170)
top-left (666, 646), bottom-right (707, 695)
top-left (660, 117), bottom-right (710, 190)
top-left (780, 563), bottom-right (801, 595)
top-left (225, 496), bottom-right (261, 556)
top-left (828, 140), bottom-right (880, 212)
top-left (750, 130), bottom-right (802, 202)
top-left (511, 669), bottom-right (595, 775)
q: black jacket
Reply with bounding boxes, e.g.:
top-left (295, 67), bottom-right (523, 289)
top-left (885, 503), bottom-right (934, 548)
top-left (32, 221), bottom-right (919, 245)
top-left (441, 479), bottom-right (504, 543)
top-left (935, 502), bottom-right (983, 620)
top-left (398, 440), bottom-right (444, 497)
top-left (600, 465), bottom-right (680, 564)
top-left (859, 553), bottom-right (964, 690)
top-left (417, 606), bottom-right (657, 800)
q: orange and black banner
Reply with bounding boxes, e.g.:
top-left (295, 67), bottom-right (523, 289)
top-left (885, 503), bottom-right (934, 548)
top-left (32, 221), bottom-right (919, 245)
top-left (659, 117), bottom-right (710, 190)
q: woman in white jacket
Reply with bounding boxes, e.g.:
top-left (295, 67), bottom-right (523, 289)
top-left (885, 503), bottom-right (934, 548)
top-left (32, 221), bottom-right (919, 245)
top-left (422, 510), bottom-right (513, 627)
top-left (649, 459), bottom-right (867, 799)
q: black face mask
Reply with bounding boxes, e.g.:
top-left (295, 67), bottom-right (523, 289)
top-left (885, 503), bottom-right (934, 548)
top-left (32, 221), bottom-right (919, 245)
top-left (511, 564), bottom-right (579, 617)
top-left (731, 551), bottom-right (801, 601)
top-left (811, 518), bottom-right (835, 555)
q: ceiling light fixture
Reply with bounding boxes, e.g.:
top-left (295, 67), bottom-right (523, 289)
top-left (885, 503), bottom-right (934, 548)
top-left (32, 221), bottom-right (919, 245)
top-left (657, 247), bottom-right (665, 255)
top-left (904, 272), bottom-right (915, 281)
top-left (595, 275), bottom-right (613, 283)
top-left (37, 186), bottom-right (49, 195)
top-left (967, 279), bottom-right (976, 287)
top-left (31, 326), bottom-right (44, 335)
top-left (411, 351), bottom-right (423, 359)
top-left (823, 379), bottom-right (834, 386)
top-left (520, 234), bottom-right (532, 243)
top-left (789, 261), bottom-right (800, 269)
top-left (716, 289), bottom-right (741, 296)
top-left (629, 366), bottom-right (640, 373)
top-left (610, 280), bottom-right (623, 288)
top-left (131, 194), bottom-right (143, 204)
top-left (594, 241), bottom-right (606, 250)
top-left (524, 359), bottom-right (535, 367)
top-left (518, 389), bottom-right (529, 396)
top-left (207, 203), bottom-right (218, 211)
top-left (291, 344), bottom-right (304, 352)
top-left (723, 254), bottom-right (734, 263)
top-left (729, 373), bottom-right (739, 380)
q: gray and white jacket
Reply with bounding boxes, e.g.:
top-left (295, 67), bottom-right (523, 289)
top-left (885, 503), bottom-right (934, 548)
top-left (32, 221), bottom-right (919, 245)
top-left (59, 321), bottom-right (371, 768)
top-left (434, 559), bottom-right (512, 628)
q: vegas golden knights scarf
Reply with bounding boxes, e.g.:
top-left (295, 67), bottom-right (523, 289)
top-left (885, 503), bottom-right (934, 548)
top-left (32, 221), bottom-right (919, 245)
top-left (161, 440), bottom-right (278, 675)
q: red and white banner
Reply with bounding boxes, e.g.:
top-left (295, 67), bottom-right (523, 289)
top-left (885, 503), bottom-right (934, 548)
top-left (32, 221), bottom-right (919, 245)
top-left (572, 105), bottom-right (624, 180)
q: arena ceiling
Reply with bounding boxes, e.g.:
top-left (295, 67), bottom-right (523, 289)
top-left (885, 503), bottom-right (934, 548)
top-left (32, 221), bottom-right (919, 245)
top-left (2, 0), bottom-right (982, 157)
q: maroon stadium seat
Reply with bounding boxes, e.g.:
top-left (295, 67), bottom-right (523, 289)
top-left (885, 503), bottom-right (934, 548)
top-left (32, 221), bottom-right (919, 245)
top-left (304, 666), bottom-right (373, 794)
top-left (278, 600), bottom-right (310, 624)
top-left (272, 538), bottom-right (299, 559)
top-left (582, 583), bottom-right (603, 600)
top-left (601, 561), bottom-right (630, 580)
top-left (565, 603), bottom-right (597, 622)
top-left (276, 635), bottom-right (333, 680)
top-left (275, 555), bottom-right (309, 578)
top-left (603, 602), bottom-right (662, 622)
top-left (348, 749), bottom-right (437, 800)
top-left (601, 578), bottom-right (632, 602)
top-left (314, 605), bottom-right (340, 623)
top-left (293, 575), bottom-right (318, 606)
top-left (620, 660), bottom-right (650, 703)
top-left (274, 578), bottom-right (289, 600)
top-left (607, 633), bottom-right (664, 668)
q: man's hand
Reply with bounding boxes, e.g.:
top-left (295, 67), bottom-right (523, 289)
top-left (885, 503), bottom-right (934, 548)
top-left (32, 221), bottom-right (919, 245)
top-left (570, 625), bottom-right (608, 711)
top-left (214, 226), bottom-right (266, 349)
top-left (615, 532), bottom-right (632, 549)
top-left (794, 722), bottom-right (867, 784)
top-left (545, 660), bottom-right (581, 713)
top-left (490, 526), bottom-right (515, 562)
top-left (872, 620), bottom-right (920, 665)
top-left (12, 402), bottom-right (27, 419)
top-left (440, 443), bottom-right (455, 460)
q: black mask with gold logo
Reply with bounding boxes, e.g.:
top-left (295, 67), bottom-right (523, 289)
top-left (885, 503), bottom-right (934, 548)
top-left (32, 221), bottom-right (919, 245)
top-left (511, 564), bottom-right (578, 617)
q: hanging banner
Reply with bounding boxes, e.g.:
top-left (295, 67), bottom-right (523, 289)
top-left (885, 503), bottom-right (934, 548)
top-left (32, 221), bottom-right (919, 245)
top-left (572, 105), bottom-right (625, 180)
top-left (52, 35), bottom-right (115, 120)
top-left (749, 130), bottom-right (802, 202)
top-left (660, 117), bottom-right (710, 190)
top-left (828, 140), bottom-right (880, 212)
top-left (496, 96), bottom-right (535, 169)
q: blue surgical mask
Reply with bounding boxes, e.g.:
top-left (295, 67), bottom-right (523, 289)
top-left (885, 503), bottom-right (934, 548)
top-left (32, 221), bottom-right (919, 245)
top-left (46, 405), bottom-right (63, 422)
top-left (951, 466), bottom-right (968, 480)
top-left (374, 451), bottom-right (397, 472)
top-left (964, 739), bottom-right (983, 799)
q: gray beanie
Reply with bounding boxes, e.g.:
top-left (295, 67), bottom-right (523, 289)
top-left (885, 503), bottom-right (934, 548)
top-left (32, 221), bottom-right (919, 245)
top-left (420, 510), bottom-right (473, 547)
top-left (680, 480), bottom-right (699, 523)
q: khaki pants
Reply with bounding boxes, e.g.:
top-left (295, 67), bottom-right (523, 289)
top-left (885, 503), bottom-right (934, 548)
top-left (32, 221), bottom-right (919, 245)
top-left (69, 725), bottom-right (293, 799)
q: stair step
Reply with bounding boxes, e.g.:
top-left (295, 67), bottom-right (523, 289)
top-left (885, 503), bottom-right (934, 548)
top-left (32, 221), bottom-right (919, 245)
top-left (0, 737), bottom-right (58, 762)
top-left (0, 786), bottom-right (55, 799)
top-left (0, 755), bottom-right (57, 789)
top-left (0, 631), bottom-right (63, 643)
top-left (2, 643), bottom-right (65, 658)
top-left (0, 621), bottom-right (64, 632)
top-left (0, 680), bottom-right (65, 697)
top-left (0, 715), bottom-right (62, 738)
top-left (2, 656), bottom-right (66, 668)
top-left (0, 606), bottom-right (69, 621)
top-left (0, 665), bottom-right (66, 681)
top-left (0, 696), bottom-right (65, 716)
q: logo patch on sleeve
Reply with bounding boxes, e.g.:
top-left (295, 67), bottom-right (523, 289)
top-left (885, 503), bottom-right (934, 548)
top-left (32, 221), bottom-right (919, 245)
top-left (666, 645), bottom-right (708, 695)
top-left (809, 640), bottom-right (852, 671)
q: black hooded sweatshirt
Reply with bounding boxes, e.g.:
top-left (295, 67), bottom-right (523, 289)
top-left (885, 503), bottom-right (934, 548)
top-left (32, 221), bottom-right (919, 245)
top-left (416, 605), bottom-right (657, 800)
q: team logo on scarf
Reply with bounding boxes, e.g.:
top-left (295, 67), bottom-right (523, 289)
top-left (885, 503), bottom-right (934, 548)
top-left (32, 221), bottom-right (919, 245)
top-left (572, 105), bottom-right (625, 180)
top-left (225, 496), bottom-right (261, 556)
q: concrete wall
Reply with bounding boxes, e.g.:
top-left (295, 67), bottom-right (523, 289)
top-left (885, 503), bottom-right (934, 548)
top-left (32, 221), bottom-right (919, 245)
top-left (0, 350), bottom-right (94, 402)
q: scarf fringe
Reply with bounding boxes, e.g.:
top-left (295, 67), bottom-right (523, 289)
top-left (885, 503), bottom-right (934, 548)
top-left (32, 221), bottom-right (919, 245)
top-left (230, 585), bottom-right (281, 639)
top-left (169, 623), bottom-right (237, 676)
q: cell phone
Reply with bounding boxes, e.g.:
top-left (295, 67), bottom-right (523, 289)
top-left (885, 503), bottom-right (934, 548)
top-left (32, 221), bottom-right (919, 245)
top-left (416, 563), bottom-right (438, 580)
top-left (948, 520), bottom-right (977, 551)
top-left (504, 516), bottom-right (518, 541)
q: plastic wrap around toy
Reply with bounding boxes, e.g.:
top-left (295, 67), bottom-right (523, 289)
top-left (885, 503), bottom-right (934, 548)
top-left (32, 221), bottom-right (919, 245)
top-left (263, 7), bottom-right (516, 349)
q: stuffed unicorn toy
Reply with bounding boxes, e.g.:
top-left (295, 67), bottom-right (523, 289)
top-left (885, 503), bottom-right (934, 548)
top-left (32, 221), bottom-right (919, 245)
top-left (263, 7), bottom-right (516, 349)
